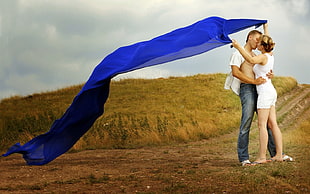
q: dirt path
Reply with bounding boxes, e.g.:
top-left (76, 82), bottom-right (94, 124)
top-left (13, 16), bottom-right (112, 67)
top-left (1, 85), bottom-right (309, 193)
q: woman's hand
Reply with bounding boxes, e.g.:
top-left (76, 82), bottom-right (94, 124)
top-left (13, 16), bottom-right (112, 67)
top-left (231, 39), bottom-right (240, 49)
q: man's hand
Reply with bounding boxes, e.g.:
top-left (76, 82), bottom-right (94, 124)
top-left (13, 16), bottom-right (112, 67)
top-left (266, 70), bottom-right (274, 79)
top-left (253, 77), bottom-right (267, 85)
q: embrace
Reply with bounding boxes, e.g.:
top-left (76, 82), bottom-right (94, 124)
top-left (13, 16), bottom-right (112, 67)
top-left (226, 23), bottom-right (293, 166)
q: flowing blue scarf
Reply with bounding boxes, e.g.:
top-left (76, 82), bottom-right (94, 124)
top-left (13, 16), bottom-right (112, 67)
top-left (2, 16), bottom-right (266, 165)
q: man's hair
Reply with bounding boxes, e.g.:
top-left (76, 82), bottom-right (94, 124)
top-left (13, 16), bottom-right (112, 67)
top-left (246, 30), bottom-right (262, 42)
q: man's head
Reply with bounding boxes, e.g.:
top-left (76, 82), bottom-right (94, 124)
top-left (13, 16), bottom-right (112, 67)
top-left (246, 30), bottom-right (262, 50)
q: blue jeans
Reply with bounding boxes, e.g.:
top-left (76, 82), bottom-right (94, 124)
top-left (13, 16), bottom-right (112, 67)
top-left (238, 83), bottom-right (276, 162)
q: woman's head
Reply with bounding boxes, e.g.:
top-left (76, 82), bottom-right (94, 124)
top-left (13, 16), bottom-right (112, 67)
top-left (258, 35), bottom-right (275, 52)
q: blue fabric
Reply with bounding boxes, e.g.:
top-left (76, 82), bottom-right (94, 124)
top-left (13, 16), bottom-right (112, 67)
top-left (2, 16), bottom-right (267, 165)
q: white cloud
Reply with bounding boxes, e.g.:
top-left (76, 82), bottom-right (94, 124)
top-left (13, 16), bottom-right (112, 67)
top-left (285, 0), bottom-right (309, 16)
top-left (113, 67), bottom-right (178, 81)
top-left (0, 0), bottom-right (309, 100)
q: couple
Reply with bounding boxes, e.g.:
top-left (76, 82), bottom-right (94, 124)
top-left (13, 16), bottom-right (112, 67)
top-left (226, 23), bottom-right (293, 166)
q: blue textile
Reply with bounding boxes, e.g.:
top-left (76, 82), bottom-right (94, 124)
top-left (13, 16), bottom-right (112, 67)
top-left (2, 16), bottom-right (266, 165)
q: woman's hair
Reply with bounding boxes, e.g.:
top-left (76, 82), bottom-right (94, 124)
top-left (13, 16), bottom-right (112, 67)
top-left (260, 35), bottom-right (275, 52)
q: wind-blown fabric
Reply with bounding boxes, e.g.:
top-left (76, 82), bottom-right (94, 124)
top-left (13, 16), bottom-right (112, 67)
top-left (2, 16), bottom-right (267, 165)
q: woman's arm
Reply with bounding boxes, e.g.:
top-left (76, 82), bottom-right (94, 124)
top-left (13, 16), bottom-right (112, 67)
top-left (231, 39), bottom-right (266, 65)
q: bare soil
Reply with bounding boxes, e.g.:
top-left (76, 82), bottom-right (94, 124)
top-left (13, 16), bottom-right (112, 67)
top-left (1, 85), bottom-right (310, 194)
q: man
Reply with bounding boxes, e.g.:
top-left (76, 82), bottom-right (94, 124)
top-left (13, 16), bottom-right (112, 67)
top-left (226, 24), bottom-right (292, 166)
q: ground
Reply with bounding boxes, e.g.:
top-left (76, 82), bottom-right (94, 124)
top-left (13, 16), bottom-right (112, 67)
top-left (1, 85), bottom-right (309, 193)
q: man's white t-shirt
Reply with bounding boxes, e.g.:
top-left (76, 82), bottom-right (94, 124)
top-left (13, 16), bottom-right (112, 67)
top-left (224, 51), bottom-right (244, 95)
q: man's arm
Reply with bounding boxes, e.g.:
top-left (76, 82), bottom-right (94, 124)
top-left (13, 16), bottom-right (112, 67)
top-left (264, 23), bottom-right (274, 79)
top-left (263, 23), bottom-right (269, 36)
top-left (231, 66), bottom-right (266, 85)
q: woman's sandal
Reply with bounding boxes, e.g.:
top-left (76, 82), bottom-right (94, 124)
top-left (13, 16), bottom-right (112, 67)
top-left (270, 157), bottom-right (283, 162)
top-left (251, 158), bottom-right (272, 165)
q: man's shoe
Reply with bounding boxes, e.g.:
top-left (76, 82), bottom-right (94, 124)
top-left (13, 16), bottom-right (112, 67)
top-left (283, 155), bottom-right (294, 161)
top-left (241, 159), bottom-right (251, 166)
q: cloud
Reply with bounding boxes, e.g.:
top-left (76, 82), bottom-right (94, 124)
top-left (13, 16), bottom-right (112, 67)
top-left (113, 67), bottom-right (180, 81)
top-left (0, 0), bottom-right (309, 100)
top-left (283, 0), bottom-right (309, 16)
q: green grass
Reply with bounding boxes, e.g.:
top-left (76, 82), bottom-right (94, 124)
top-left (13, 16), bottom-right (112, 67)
top-left (0, 73), bottom-right (298, 152)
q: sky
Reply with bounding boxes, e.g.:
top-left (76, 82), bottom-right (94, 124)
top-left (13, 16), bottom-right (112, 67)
top-left (1, 0), bottom-right (309, 100)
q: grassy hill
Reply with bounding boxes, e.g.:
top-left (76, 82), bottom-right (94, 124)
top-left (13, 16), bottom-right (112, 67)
top-left (0, 73), bottom-right (298, 152)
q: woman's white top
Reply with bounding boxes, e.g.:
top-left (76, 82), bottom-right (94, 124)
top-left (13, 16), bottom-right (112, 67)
top-left (253, 53), bottom-right (277, 109)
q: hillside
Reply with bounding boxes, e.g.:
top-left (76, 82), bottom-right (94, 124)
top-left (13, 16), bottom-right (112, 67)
top-left (1, 74), bottom-right (309, 193)
top-left (0, 74), bottom-right (297, 151)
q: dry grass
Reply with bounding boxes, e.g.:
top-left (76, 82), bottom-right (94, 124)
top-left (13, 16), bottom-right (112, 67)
top-left (0, 73), bottom-right (297, 152)
top-left (1, 75), bottom-right (309, 193)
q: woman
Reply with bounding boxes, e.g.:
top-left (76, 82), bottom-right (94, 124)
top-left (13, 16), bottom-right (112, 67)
top-left (232, 34), bottom-right (283, 164)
